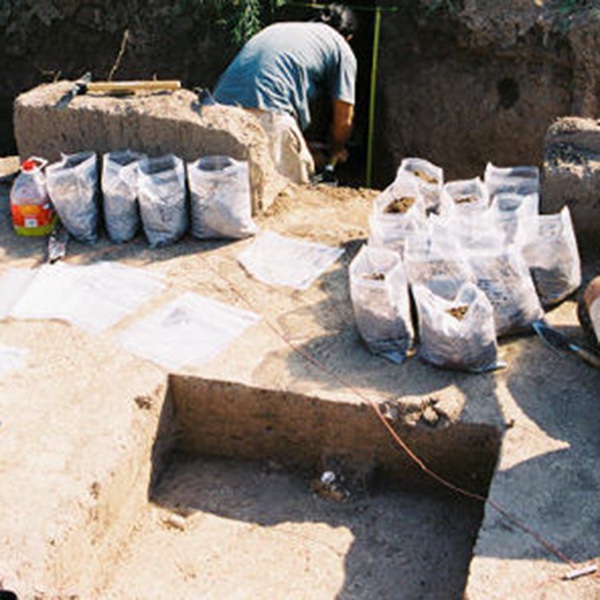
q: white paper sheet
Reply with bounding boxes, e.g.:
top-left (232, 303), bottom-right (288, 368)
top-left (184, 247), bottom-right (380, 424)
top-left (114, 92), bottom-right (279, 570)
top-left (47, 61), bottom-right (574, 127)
top-left (237, 230), bottom-right (344, 290)
top-left (0, 268), bottom-right (38, 319)
top-left (0, 262), bottom-right (165, 334)
top-left (0, 342), bottom-right (27, 378)
top-left (117, 292), bottom-right (260, 370)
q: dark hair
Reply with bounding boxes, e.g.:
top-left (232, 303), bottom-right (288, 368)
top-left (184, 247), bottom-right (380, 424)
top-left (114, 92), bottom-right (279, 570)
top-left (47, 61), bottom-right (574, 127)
top-left (315, 3), bottom-right (358, 38)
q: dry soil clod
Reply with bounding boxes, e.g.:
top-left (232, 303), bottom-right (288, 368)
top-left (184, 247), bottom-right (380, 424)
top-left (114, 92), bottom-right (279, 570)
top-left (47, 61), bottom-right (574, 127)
top-left (363, 272), bottom-right (386, 281)
top-left (454, 195), bottom-right (477, 204)
top-left (384, 196), bottom-right (416, 214)
top-left (412, 170), bottom-right (439, 185)
top-left (447, 305), bottom-right (470, 320)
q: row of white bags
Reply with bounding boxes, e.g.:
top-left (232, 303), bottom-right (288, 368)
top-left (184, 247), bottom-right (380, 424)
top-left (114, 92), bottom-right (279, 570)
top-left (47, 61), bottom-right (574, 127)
top-left (350, 157), bottom-right (581, 372)
top-left (42, 150), bottom-right (257, 247)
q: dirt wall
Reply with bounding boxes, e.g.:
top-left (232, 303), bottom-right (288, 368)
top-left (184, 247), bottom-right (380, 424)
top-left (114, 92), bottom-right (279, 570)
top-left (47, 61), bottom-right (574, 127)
top-left (1, 1), bottom-right (600, 186)
top-left (0, 0), bottom-right (235, 155)
top-left (543, 116), bottom-right (600, 249)
top-left (375, 1), bottom-right (584, 182)
top-left (14, 83), bottom-right (285, 213)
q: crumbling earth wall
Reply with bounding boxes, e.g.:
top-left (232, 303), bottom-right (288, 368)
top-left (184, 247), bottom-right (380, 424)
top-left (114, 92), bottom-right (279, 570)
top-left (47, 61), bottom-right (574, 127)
top-left (3, 1), bottom-right (600, 186)
top-left (14, 83), bottom-right (285, 212)
top-left (0, 0), bottom-right (237, 157)
top-left (375, 1), bottom-right (600, 182)
top-left (543, 116), bottom-right (600, 250)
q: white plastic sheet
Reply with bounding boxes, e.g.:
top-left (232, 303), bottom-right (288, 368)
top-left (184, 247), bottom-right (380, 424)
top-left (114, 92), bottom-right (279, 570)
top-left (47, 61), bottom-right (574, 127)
top-left (237, 231), bottom-right (344, 290)
top-left (116, 292), bottom-right (260, 370)
top-left (0, 268), bottom-right (37, 319)
top-left (0, 342), bottom-right (27, 378)
top-left (0, 262), bottom-right (165, 334)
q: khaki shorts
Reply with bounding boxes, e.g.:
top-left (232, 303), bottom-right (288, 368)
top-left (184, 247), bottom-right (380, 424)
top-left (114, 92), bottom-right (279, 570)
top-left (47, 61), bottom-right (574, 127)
top-left (249, 109), bottom-right (315, 184)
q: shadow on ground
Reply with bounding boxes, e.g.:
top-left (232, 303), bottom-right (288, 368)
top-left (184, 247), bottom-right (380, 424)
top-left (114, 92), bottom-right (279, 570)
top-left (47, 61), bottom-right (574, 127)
top-left (150, 453), bottom-right (484, 600)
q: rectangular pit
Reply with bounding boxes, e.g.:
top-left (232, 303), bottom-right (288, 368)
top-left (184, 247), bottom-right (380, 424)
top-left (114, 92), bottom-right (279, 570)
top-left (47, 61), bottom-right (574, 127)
top-left (100, 375), bottom-right (506, 598)
top-left (158, 375), bottom-right (501, 495)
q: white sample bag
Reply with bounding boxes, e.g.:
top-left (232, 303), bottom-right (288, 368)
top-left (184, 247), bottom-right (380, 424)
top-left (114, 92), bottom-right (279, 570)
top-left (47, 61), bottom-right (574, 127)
top-left (431, 212), bottom-right (493, 253)
top-left (102, 150), bottom-right (144, 243)
top-left (519, 206), bottom-right (581, 307)
top-left (369, 174), bottom-right (427, 258)
top-left (397, 157), bottom-right (444, 213)
top-left (138, 154), bottom-right (187, 248)
top-left (466, 246), bottom-right (544, 336)
top-left (237, 230), bottom-right (344, 290)
top-left (413, 282), bottom-right (502, 373)
top-left (187, 156), bottom-right (258, 239)
top-left (484, 162), bottom-right (540, 201)
top-left (117, 291), bottom-right (260, 370)
top-left (349, 244), bottom-right (414, 363)
top-left (404, 228), bottom-right (474, 301)
top-left (46, 151), bottom-right (99, 243)
top-left (439, 177), bottom-right (490, 216)
top-left (0, 262), bottom-right (165, 335)
top-left (489, 191), bottom-right (539, 244)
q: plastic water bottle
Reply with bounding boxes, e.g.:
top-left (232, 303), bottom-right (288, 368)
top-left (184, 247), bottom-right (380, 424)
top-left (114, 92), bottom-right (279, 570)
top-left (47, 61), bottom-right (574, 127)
top-left (10, 157), bottom-right (57, 236)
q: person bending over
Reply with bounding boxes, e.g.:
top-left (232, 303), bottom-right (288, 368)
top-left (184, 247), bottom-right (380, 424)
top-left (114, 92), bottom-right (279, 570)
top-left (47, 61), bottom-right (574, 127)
top-left (213, 3), bottom-right (358, 184)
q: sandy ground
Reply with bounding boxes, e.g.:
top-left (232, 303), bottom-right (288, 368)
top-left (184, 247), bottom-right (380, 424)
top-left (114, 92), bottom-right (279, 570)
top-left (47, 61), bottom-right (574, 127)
top-left (0, 157), bottom-right (599, 599)
top-left (106, 456), bottom-right (483, 600)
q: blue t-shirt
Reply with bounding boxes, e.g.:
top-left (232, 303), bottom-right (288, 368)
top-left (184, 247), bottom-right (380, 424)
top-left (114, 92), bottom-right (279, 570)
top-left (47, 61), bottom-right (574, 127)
top-left (214, 22), bottom-right (357, 131)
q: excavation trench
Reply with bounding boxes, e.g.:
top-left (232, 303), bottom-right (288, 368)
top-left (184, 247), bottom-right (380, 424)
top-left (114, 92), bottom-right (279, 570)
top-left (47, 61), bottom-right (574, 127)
top-left (2, 4), bottom-right (599, 596)
top-left (98, 376), bottom-right (503, 598)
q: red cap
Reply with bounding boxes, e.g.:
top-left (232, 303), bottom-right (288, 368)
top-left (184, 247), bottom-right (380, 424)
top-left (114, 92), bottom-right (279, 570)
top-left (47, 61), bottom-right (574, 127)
top-left (21, 159), bottom-right (38, 172)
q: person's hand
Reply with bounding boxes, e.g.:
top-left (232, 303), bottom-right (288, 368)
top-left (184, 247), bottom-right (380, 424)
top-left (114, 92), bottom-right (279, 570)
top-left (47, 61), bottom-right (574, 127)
top-left (329, 146), bottom-right (349, 166)
top-left (308, 141), bottom-right (328, 171)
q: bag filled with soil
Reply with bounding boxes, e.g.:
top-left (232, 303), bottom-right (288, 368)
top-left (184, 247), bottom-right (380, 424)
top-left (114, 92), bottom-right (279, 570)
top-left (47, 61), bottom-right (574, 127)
top-left (466, 246), bottom-right (544, 336)
top-left (102, 150), bottom-right (144, 243)
top-left (519, 206), bottom-right (581, 307)
top-left (413, 282), bottom-right (503, 373)
top-left (349, 244), bottom-right (414, 363)
top-left (439, 177), bottom-right (490, 217)
top-left (404, 228), bottom-right (474, 301)
top-left (489, 191), bottom-right (539, 245)
top-left (484, 162), bottom-right (540, 201)
top-left (397, 157), bottom-right (444, 213)
top-left (187, 156), bottom-right (258, 240)
top-left (429, 212), bottom-right (496, 253)
top-left (138, 154), bottom-right (188, 248)
top-left (369, 174), bottom-right (427, 258)
top-left (46, 151), bottom-right (99, 244)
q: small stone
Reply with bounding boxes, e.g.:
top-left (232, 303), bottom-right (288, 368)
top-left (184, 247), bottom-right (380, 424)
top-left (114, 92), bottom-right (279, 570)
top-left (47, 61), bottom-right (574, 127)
top-left (421, 405), bottom-right (440, 426)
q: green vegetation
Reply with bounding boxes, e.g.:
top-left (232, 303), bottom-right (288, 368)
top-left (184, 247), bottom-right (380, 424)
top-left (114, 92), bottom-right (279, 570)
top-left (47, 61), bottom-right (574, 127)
top-left (171, 0), bottom-right (285, 45)
top-left (552, 0), bottom-right (600, 13)
top-left (426, 0), bottom-right (459, 15)
top-left (549, 0), bottom-right (600, 32)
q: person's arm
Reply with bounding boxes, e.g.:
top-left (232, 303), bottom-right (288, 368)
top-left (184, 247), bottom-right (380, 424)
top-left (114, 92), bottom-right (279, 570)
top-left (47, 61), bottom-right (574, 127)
top-left (329, 98), bottom-right (354, 165)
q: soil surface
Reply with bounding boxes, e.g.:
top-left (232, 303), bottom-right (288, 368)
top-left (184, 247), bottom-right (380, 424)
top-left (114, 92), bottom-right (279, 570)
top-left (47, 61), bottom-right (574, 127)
top-left (2, 3), bottom-right (600, 598)
top-left (1, 157), bottom-right (599, 599)
top-left (106, 455), bottom-right (483, 600)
